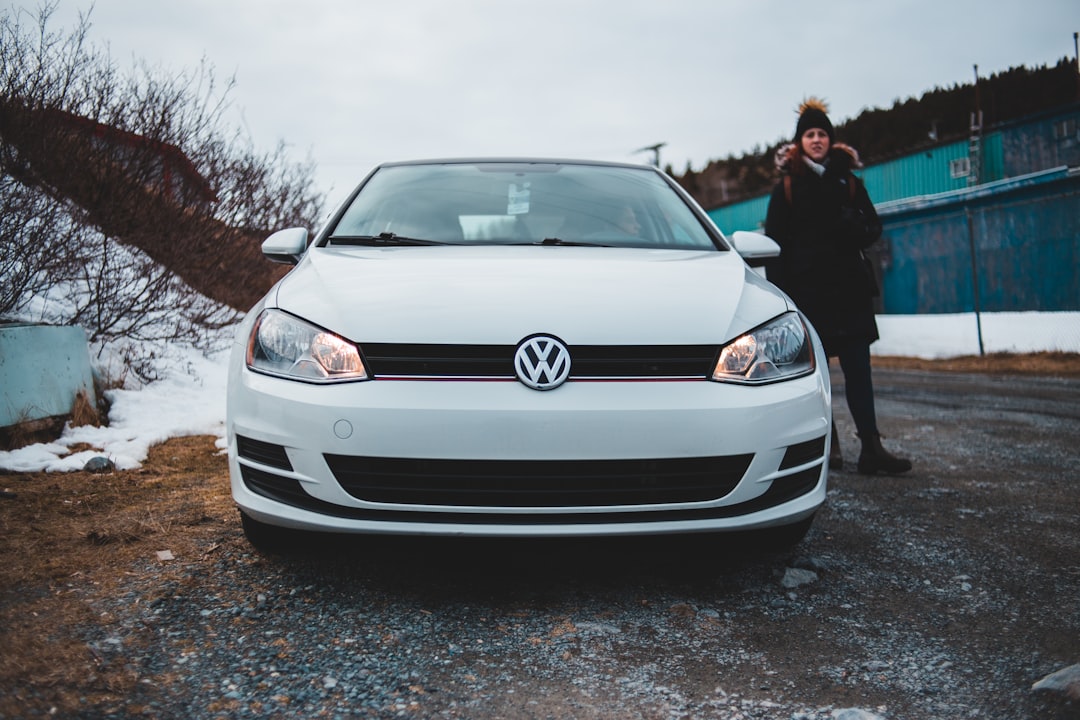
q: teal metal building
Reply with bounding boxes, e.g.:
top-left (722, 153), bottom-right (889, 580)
top-left (705, 104), bottom-right (1080, 315)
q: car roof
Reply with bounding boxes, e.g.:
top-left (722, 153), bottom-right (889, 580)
top-left (375, 157), bottom-right (659, 172)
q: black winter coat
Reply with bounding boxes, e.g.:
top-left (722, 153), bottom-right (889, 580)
top-left (764, 143), bottom-right (881, 355)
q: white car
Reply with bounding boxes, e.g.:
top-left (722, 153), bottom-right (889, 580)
top-left (226, 158), bottom-right (831, 551)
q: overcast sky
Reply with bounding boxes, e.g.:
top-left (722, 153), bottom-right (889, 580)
top-left (43, 0), bottom-right (1080, 212)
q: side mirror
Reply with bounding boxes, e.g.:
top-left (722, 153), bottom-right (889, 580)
top-left (262, 227), bottom-right (309, 265)
top-left (729, 231), bottom-right (780, 262)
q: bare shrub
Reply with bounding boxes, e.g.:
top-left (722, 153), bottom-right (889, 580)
top-left (0, 175), bottom-right (93, 318)
top-left (0, 3), bottom-right (325, 351)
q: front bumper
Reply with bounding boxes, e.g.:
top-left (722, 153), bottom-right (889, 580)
top-left (227, 354), bottom-right (831, 537)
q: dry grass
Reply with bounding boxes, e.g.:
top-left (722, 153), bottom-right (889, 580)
top-left (0, 435), bottom-right (239, 715)
top-left (70, 389), bottom-right (102, 428)
top-left (873, 351), bottom-right (1080, 377)
top-left (1, 391), bottom-right (100, 451)
top-left (0, 416), bottom-right (66, 451)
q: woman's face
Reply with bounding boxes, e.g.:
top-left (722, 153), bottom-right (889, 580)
top-left (801, 128), bottom-right (830, 162)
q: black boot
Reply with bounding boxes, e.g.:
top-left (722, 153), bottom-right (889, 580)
top-left (857, 433), bottom-right (912, 475)
top-left (829, 422), bottom-right (843, 471)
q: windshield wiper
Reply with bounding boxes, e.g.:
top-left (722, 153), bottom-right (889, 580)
top-left (510, 237), bottom-right (611, 247)
top-left (328, 233), bottom-right (447, 246)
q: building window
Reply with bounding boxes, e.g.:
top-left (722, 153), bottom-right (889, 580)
top-left (949, 157), bottom-right (970, 179)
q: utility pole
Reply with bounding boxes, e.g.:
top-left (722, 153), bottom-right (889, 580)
top-left (1074, 32), bottom-right (1079, 99)
top-left (966, 207), bottom-right (986, 356)
top-left (966, 64), bottom-right (985, 354)
top-left (635, 142), bottom-right (666, 168)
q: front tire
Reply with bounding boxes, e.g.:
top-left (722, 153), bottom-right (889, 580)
top-left (702, 514), bottom-right (816, 559)
top-left (727, 515), bottom-right (816, 554)
top-left (239, 511), bottom-right (309, 554)
top-left (764, 514), bottom-right (815, 549)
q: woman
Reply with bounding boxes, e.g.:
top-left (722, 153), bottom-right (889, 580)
top-left (764, 98), bottom-right (911, 475)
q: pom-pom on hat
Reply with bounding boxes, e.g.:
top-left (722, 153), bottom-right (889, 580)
top-left (795, 97), bottom-right (834, 142)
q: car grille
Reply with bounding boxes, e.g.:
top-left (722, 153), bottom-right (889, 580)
top-left (323, 454), bottom-right (753, 507)
top-left (239, 464), bottom-right (821, 524)
top-left (360, 343), bottom-right (718, 379)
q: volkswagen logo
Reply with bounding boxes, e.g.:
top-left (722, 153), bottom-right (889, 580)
top-left (514, 335), bottom-right (571, 390)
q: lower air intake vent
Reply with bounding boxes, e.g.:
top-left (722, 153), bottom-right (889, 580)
top-left (324, 454), bottom-right (754, 508)
top-left (236, 435), bottom-right (293, 471)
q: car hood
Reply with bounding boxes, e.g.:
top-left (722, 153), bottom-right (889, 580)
top-left (270, 245), bottom-right (790, 345)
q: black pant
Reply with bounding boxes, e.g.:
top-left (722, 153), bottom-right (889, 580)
top-left (831, 339), bottom-right (878, 440)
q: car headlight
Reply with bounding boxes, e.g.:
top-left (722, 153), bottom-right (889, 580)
top-left (712, 312), bottom-right (814, 384)
top-left (246, 309), bottom-right (368, 383)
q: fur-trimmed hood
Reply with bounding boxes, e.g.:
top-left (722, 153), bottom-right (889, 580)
top-left (774, 142), bottom-right (863, 176)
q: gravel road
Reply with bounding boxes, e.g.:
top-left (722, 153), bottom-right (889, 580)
top-left (51, 369), bottom-right (1080, 719)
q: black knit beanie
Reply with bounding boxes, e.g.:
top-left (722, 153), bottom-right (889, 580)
top-left (795, 98), bottom-right (834, 141)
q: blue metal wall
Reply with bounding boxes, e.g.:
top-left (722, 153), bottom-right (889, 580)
top-left (861, 134), bottom-right (1003, 203)
top-left (876, 168), bottom-right (1080, 313)
top-left (998, 104), bottom-right (1080, 177)
top-left (710, 195), bottom-right (769, 233)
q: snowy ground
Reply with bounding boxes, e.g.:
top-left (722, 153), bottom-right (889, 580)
top-left (872, 311), bottom-right (1080, 358)
top-left (1, 311), bottom-right (1077, 474)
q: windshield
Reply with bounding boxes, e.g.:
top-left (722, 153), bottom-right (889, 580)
top-left (327, 162), bottom-right (720, 250)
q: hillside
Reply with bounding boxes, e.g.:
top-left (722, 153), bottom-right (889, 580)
top-left (674, 58), bottom-right (1080, 210)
